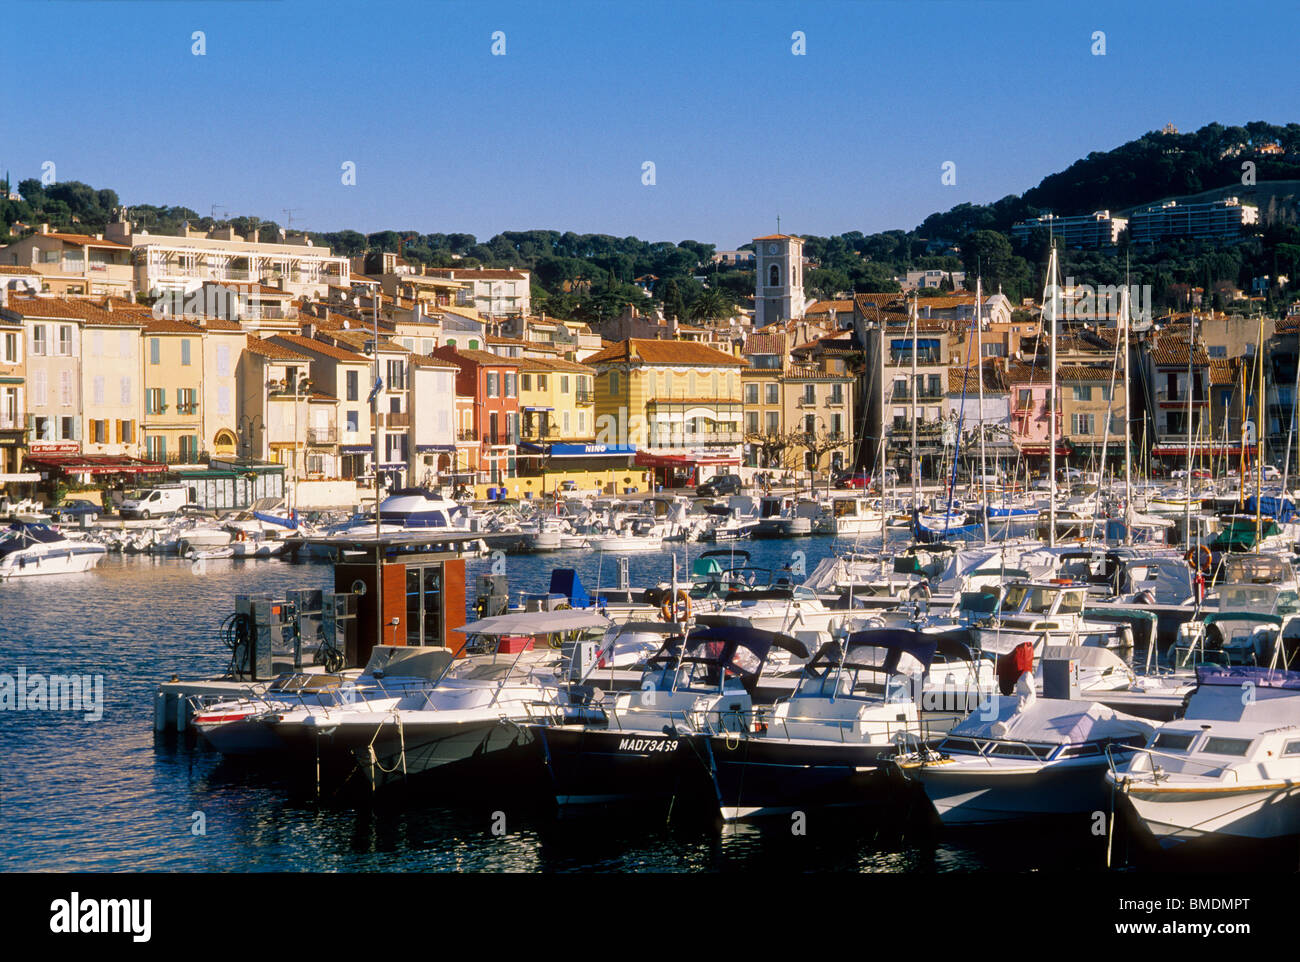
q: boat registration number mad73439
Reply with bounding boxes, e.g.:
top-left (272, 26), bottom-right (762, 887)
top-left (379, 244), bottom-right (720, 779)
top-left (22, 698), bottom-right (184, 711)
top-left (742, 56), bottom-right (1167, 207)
top-left (618, 738), bottom-right (679, 753)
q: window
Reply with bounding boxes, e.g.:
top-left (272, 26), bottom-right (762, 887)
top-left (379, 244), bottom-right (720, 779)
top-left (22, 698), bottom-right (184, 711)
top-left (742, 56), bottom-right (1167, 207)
top-left (120, 377), bottom-right (131, 405)
top-left (216, 344), bottom-right (231, 377)
top-left (745, 412), bottom-right (759, 434)
top-left (1099, 385), bottom-right (1111, 401)
top-left (769, 264), bottom-right (779, 287)
top-left (61, 416), bottom-right (76, 440)
top-left (217, 386), bottom-right (231, 416)
top-left (92, 376), bottom-right (105, 406)
top-left (91, 419), bottom-right (106, 444)
top-left (505, 372), bottom-right (517, 397)
top-left (609, 371), bottom-right (619, 395)
top-left (60, 371), bottom-right (72, 407)
top-left (830, 384), bottom-right (843, 404)
top-left (119, 420), bottom-right (134, 444)
top-left (346, 410), bottom-right (359, 433)
top-left (346, 370), bottom-right (359, 401)
top-left (386, 359), bottom-right (406, 391)
top-left (1017, 389), bottom-right (1031, 408)
top-left (765, 411), bottom-right (780, 435)
top-left (32, 371), bottom-right (47, 406)
top-left (804, 384), bottom-right (816, 404)
top-left (765, 382), bottom-right (779, 405)
top-left (32, 325), bottom-right (46, 356)
top-left (1071, 413), bottom-right (1095, 435)
top-left (149, 338), bottom-right (160, 365)
top-left (831, 413), bottom-right (842, 437)
top-left (2, 331), bottom-right (17, 363)
top-left (1202, 736), bottom-right (1252, 756)
top-left (1151, 732), bottom-right (1195, 752)
top-left (1208, 345), bottom-right (1227, 358)
top-left (34, 416), bottom-right (50, 440)
top-left (146, 388), bottom-right (165, 415)
top-left (119, 331), bottom-right (132, 359)
top-left (59, 326), bottom-right (72, 356)
top-left (146, 436), bottom-right (166, 461)
top-left (561, 375), bottom-right (569, 393)
top-left (180, 339), bottom-right (191, 366)
top-left (521, 374), bottom-right (532, 392)
top-left (486, 373), bottom-right (499, 398)
top-left (179, 435), bottom-right (200, 463)
top-left (537, 374), bottom-right (547, 391)
top-left (91, 331), bottom-right (104, 357)
top-left (1072, 386), bottom-right (1091, 402)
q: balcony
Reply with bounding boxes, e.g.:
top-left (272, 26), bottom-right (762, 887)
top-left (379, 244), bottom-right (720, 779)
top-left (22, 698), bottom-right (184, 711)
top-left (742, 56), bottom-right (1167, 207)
top-left (575, 391), bottom-right (594, 404)
top-left (457, 430), bottom-right (477, 442)
top-left (0, 415), bottom-right (20, 431)
top-left (382, 411), bottom-right (411, 429)
top-left (889, 351), bottom-right (941, 365)
top-left (1155, 388), bottom-right (1208, 405)
top-left (307, 426), bottom-right (337, 444)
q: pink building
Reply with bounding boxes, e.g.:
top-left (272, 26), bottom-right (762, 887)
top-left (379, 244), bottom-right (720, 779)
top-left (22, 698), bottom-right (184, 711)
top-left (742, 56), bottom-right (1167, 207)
top-left (1007, 363), bottom-right (1065, 464)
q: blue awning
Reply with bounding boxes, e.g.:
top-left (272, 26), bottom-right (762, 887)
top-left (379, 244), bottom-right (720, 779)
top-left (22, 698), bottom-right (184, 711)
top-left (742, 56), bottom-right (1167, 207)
top-left (416, 444), bottom-right (457, 453)
top-left (340, 445), bottom-right (372, 454)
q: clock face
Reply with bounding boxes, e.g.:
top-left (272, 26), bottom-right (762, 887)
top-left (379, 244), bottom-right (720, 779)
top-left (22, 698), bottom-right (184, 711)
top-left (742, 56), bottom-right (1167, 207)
top-left (767, 243), bottom-right (777, 255)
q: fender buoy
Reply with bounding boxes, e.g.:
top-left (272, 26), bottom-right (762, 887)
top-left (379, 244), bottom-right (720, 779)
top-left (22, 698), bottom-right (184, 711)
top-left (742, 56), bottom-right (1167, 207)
top-left (1185, 545), bottom-right (1212, 573)
top-left (235, 530), bottom-right (247, 543)
top-left (660, 588), bottom-right (691, 623)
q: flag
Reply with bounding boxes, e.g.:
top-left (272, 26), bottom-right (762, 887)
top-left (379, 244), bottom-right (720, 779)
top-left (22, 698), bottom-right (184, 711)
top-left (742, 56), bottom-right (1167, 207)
top-left (367, 376), bottom-right (383, 403)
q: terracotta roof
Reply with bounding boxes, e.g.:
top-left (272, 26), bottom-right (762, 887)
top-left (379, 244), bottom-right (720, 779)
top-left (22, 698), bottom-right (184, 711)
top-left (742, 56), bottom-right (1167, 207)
top-left (409, 354), bottom-right (461, 370)
top-left (1209, 357), bottom-right (1240, 386)
top-left (143, 317), bottom-right (203, 335)
top-left (584, 338), bottom-right (747, 368)
top-left (27, 231), bottom-right (129, 249)
top-left (190, 317), bottom-right (245, 333)
top-left (432, 346), bottom-right (520, 368)
top-left (514, 355), bottom-right (594, 374)
top-left (753, 234), bottom-right (804, 243)
top-left (244, 336), bottom-right (311, 361)
top-left (947, 360), bottom-right (1008, 393)
top-left (0, 265), bottom-right (39, 276)
top-left (1055, 363), bottom-right (1120, 383)
top-left (3, 296), bottom-right (143, 327)
top-left (1149, 329), bottom-right (1210, 367)
top-left (804, 300), bottom-right (855, 316)
top-left (744, 333), bottom-right (786, 355)
top-left (271, 333), bottom-right (369, 364)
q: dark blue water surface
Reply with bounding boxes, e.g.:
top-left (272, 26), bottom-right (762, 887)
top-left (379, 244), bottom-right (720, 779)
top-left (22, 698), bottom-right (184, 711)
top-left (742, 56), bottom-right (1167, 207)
top-left (0, 538), bottom-right (1124, 872)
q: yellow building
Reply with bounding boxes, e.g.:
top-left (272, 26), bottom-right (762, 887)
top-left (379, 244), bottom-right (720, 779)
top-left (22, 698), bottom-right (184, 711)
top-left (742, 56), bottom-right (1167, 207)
top-left (586, 338), bottom-right (746, 488)
top-left (142, 318), bottom-right (205, 464)
top-left (741, 332), bottom-right (786, 469)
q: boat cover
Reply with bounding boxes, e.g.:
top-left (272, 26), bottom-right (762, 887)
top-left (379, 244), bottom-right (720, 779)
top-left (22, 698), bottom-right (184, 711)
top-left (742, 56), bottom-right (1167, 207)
top-left (947, 696), bottom-right (1154, 745)
top-left (459, 610), bottom-right (611, 635)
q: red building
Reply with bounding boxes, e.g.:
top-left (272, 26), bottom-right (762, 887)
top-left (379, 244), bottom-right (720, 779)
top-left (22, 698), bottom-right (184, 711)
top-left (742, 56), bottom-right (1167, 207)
top-left (430, 347), bottom-right (520, 484)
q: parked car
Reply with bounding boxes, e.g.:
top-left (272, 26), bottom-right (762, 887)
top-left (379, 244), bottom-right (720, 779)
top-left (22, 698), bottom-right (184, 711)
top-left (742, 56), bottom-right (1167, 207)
top-left (834, 471), bottom-right (873, 489)
top-left (51, 499), bottom-right (101, 523)
top-left (119, 484), bottom-right (194, 520)
top-left (696, 474), bottom-right (743, 497)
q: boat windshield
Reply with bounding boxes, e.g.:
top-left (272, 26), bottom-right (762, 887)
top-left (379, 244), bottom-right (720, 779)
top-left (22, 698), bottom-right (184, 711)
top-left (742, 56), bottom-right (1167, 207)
top-left (1223, 555), bottom-right (1294, 586)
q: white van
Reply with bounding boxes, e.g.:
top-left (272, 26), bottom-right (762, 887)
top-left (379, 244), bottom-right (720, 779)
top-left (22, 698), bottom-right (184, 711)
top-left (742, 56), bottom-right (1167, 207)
top-left (120, 485), bottom-right (194, 520)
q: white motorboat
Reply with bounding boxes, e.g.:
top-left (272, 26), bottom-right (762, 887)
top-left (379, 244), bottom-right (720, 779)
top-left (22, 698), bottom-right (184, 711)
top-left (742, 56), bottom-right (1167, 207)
top-left (974, 580), bottom-right (1134, 654)
top-left (751, 495), bottom-right (819, 538)
top-left (1109, 666), bottom-right (1300, 847)
top-left (587, 517), bottom-right (664, 553)
top-left (814, 494), bottom-right (885, 536)
top-left (900, 680), bottom-right (1155, 825)
top-left (0, 522), bottom-right (107, 579)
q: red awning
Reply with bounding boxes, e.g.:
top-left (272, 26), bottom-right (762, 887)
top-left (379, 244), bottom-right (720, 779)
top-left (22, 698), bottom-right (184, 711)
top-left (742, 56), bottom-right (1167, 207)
top-left (635, 452), bottom-right (740, 468)
top-left (1015, 444), bottom-right (1070, 456)
top-left (1151, 444), bottom-right (1257, 456)
top-left (23, 454), bottom-right (167, 476)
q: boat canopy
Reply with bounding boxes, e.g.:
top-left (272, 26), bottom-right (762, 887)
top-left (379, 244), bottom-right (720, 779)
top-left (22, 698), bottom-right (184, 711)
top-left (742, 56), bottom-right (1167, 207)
top-left (1185, 666), bottom-right (1300, 723)
top-left (458, 610), bottom-right (611, 636)
top-left (648, 625), bottom-right (809, 683)
top-left (946, 697), bottom-right (1154, 746)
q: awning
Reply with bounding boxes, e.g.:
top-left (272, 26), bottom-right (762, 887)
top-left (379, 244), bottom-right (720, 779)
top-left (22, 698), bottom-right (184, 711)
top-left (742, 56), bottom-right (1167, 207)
top-left (1152, 443), bottom-right (1256, 456)
top-left (1014, 444), bottom-right (1071, 456)
top-left (23, 454), bottom-right (167, 476)
top-left (415, 444), bottom-right (456, 453)
top-left (522, 406), bottom-right (553, 412)
top-left (635, 451), bottom-right (740, 468)
top-left (340, 445), bottom-right (372, 454)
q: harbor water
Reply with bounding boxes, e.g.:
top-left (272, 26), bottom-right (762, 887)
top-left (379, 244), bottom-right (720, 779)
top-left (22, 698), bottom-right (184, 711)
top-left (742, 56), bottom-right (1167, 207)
top-left (2, 537), bottom-right (1137, 872)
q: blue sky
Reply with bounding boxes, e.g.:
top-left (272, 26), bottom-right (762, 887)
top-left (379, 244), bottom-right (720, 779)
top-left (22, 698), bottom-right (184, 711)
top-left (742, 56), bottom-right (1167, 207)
top-left (2, 0), bottom-right (1296, 248)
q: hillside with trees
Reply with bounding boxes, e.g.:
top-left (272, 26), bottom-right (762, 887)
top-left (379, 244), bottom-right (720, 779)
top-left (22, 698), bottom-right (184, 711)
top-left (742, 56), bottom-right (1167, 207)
top-left (4, 120), bottom-right (1299, 319)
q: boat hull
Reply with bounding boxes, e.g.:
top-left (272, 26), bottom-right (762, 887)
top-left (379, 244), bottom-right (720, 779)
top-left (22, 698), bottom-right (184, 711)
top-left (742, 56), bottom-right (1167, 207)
top-left (1120, 781), bottom-right (1300, 846)
top-left (908, 757), bottom-right (1117, 825)
top-left (534, 725), bottom-right (711, 808)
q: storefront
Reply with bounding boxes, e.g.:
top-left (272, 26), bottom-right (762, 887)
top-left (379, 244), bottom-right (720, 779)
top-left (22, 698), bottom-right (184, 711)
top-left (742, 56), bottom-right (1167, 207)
top-left (635, 450), bottom-right (740, 490)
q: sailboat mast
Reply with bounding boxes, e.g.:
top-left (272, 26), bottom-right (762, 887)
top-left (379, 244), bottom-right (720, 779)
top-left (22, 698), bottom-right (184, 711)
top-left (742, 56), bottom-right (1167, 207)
top-left (1256, 310), bottom-right (1266, 543)
top-left (911, 295), bottom-right (919, 514)
top-left (1047, 245), bottom-right (1058, 548)
top-left (1122, 285), bottom-right (1133, 545)
top-left (976, 276), bottom-right (989, 543)
top-left (1185, 310), bottom-right (1194, 546)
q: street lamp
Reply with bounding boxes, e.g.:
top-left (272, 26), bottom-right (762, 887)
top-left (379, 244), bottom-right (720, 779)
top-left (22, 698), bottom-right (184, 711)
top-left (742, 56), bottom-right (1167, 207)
top-left (237, 414), bottom-right (263, 458)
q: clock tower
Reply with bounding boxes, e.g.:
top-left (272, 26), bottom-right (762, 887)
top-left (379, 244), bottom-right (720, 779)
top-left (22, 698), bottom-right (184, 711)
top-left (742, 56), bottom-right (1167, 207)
top-left (753, 233), bottom-right (805, 328)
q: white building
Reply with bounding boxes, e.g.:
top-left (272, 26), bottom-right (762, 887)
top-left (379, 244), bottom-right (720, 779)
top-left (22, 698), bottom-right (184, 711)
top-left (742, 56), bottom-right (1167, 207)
top-left (425, 268), bottom-right (531, 317)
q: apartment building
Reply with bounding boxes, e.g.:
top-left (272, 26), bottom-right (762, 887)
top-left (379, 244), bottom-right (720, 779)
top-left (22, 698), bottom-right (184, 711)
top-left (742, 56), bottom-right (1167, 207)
top-left (0, 316), bottom-right (22, 474)
top-left (0, 227), bottom-right (133, 297)
top-left (1010, 211), bottom-right (1128, 249)
top-left (741, 332), bottom-right (786, 468)
top-left (409, 355), bottom-right (460, 484)
top-left (142, 318), bottom-right (206, 464)
top-left (425, 268), bottom-right (531, 317)
top-left (9, 298), bottom-right (83, 457)
top-left (586, 338), bottom-right (746, 488)
top-left (269, 334), bottom-right (373, 481)
top-left (1128, 197), bottom-right (1260, 245)
top-left (106, 218), bottom-right (348, 299)
top-left (430, 346), bottom-right (520, 484)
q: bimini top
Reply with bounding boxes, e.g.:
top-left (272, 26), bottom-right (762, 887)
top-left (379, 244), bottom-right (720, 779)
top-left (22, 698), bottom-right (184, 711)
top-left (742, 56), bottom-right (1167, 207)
top-left (459, 610), bottom-right (611, 636)
top-left (648, 625), bottom-right (809, 684)
top-left (0, 522), bottom-right (66, 557)
top-left (946, 697), bottom-right (1154, 746)
top-left (820, 627), bottom-right (975, 678)
top-left (362, 644), bottom-right (457, 681)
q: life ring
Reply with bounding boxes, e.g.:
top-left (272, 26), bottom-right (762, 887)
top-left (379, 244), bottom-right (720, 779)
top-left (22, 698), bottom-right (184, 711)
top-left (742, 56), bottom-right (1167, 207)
top-left (660, 588), bottom-right (691, 623)
top-left (1185, 545), bottom-right (1212, 573)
